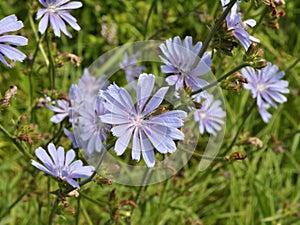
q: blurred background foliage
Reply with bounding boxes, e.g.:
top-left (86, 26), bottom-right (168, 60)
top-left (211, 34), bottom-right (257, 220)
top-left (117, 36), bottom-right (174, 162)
top-left (0, 0), bottom-right (300, 224)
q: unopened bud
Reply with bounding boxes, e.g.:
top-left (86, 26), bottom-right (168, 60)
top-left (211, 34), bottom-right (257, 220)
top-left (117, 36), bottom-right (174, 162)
top-left (253, 60), bottom-right (267, 69)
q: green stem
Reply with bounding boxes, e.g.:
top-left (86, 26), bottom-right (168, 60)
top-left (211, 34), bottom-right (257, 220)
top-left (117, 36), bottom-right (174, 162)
top-left (143, 0), bottom-right (157, 40)
top-left (225, 100), bottom-right (256, 153)
top-left (0, 122), bottom-right (33, 159)
top-left (0, 191), bottom-right (27, 219)
top-left (75, 195), bottom-right (80, 225)
top-left (28, 13), bottom-right (49, 67)
top-left (46, 32), bottom-right (55, 89)
top-left (126, 168), bottom-right (150, 225)
top-left (252, 6), bottom-right (268, 34)
top-left (285, 57), bottom-right (300, 73)
top-left (48, 197), bottom-right (59, 225)
top-left (198, 0), bottom-right (237, 58)
top-left (192, 62), bottom-right (251, 95)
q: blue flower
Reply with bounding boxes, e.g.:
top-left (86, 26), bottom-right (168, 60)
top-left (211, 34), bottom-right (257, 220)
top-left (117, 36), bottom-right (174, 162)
top-left (69, 70), bottom-right (110, 155)
top-left (192, 92), bottom-right (226, 136)
top-left (76, 96), bottom-right (110, 156)
top-left (221, 0), bottom-right (259, 50)
top-left (0, 14), bottom-right (28, 67)
top-left (120, 51), bottom-right (145, 83)
top-left (46, 99), bottom-right (70, 123)
top-left (159, 36), bottom-right (212, 91)
top-left (36, 0), bottom-right (82, 38)
top-left (242, 62), bottom-right (289, 123)
top-left (100, 73), bottom-right (187, 167)
top-left (31, 143), bottom-right (94, 188)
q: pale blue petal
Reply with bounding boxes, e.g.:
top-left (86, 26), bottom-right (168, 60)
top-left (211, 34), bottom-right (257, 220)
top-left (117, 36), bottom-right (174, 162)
top-left (132, 128), bottom-right (141, 161)
top-left (136, 73), bottom-right (155, 113)
top-left (38, 13), bottom-right (49, 34)
top-left (65, 149), bottom-right (76, 166)
top-left (142, 87), bottom-right (169, 115)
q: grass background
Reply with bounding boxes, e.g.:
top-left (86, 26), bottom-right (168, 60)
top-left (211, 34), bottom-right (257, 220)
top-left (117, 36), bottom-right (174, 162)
top-left (0, 0), bottom-right (300, 224)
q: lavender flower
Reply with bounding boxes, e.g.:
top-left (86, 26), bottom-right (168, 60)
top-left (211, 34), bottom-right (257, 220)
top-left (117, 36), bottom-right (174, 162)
top-left (46, 99), bottom-right (70, 123)
top-left (0, 14), bottom-right (28, 67)
top-left (100, 73), bottom-right (187, 167)
top-left (69, 70), bottom-right (110, 155)
top-left (192, 92), bottom-right (226, 136)
top-left (36, 0), bottom-right (83, 38)
top-left (242, 62), bottom-right (289, 123)
top-left (77, 96), bottom-right (110, 156)
top-left (221, 0), bottom-right (259, 50)
top-left (159, 36), bottom-right (212, 91)
top-left (120, 51), bottom-right (145, 83)
top-left (31, 143), bottom-right (94, 188)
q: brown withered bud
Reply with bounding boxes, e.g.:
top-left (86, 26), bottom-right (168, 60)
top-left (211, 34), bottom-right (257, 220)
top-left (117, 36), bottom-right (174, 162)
top-left (18, 133), bottom-right (33, 145)
top-left (62, 52), bottom-right (81, 67)
top-left (274, 0), bottom-right (285, 6)
top-left (226, 152), bottom-right (247, 161)
top-left (0, 85), bottom-right (18, 108)
top-left (109, 188), bottom-right (116, 201)
top-left (220, 72), bottom-right (248, 92)
top-left (96, 177), bottom-right (113, 186)
top-left (36, 98), bottom-right (48, 108)
top-left (58, 93), bottom-right (70, 102)
top-left (243, 43), bottom-right (265, 63)
top-left (253, 60), bottom-right (267, 69)
top-left (17, 115), bottom-right (28, 128)
top-left (67, 190), bottom-right (79, 197)
top-left (194, 102), bottom-right (202, 109)
top-left (245, 137), bottom-right (263, 148)
top-left (120, 200), bottom-right (138, 208)
top-left (273, 145), bottom-right (285, 153)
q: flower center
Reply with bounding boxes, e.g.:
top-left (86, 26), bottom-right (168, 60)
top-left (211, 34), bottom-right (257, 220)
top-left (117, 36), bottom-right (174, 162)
top-left (132, 114), bottom-right (144, 127)
top-left (47, 5), bottom-right (57, 13)
top-left (199, 112), bottom-right (207, 119)
top-left (256, 83), bottom-right (266, 93)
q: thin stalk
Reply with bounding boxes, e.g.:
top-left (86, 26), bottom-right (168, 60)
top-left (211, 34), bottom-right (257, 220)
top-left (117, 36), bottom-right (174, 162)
top-left (48, 197), bottom-right (59, 225)
top-left (225, 100), bottom-right (256, 153)
top-left (143, 0), bottom-right (157, 40)
top-left (126, 168), bottom-right (150, 225)
top-left (285, 57), bottom-right (300, 73)
top-left (192, 62), bottom-right (251, 95)
top-left (46, 32), bottom-right (55, 89)
top-left (198, 0), bottom-right (237, 58)
top-left (252, 6), bottom-right (268, 34)
top-left (75, 195), bottom-right (80, 225)
top-left (0, 191), bottom-right (27, 219)
top-left (28, 13), bottom-right (49, 66)
top-left (0, 122), bottom-right (33, 159)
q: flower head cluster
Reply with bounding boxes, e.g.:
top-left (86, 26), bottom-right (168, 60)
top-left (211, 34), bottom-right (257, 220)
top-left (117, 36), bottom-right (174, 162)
top-left (242, 62), bottom-right (289, 122)
top-left (31, 143), bottom-right (94, 188)
top-left (192, 92), bottom-right (226, 136)
top-left (100, 73), bottom-right (187, 167)
top-left (159, 36), bottom-right (212, 91)
top-left (120, 51), bottom-right (145, 83)
top-left (0, 14), bottom-right (28, 67)
top-left (36, 0), bottom-right (83, 38)
top-left (70, 70), bottom-right (110, 155)
top-left (46, 69), bottom-right (110, 155)
top-left (221, 0), bottom-right (259, 50)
